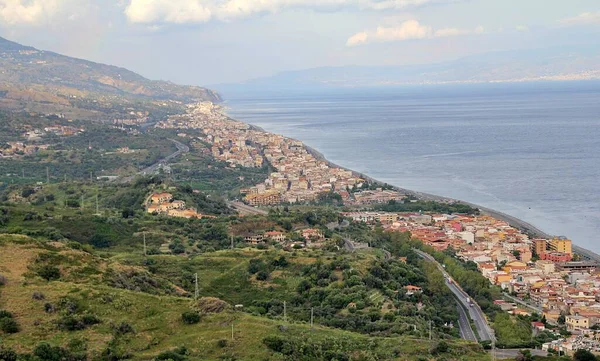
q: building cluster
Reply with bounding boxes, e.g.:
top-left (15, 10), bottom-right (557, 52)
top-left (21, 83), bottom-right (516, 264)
top-left (0, 142), bottom-right (49, 158)
top-left (20, 125), bottom-right (83, 141)
top-left (243, 228), bottom-right (326, 248)
top-left (156, 102), bottom-right (405, 205)
top-left (146, 192), bottom-right (207, 219)
top-left (347, 210), bottom-right (600, 352)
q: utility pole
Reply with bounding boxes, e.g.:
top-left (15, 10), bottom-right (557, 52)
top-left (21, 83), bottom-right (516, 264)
top-left (90, 171), bottom-right (93, 183)
top-left (231, 323), bottom-right (234, 340)
top-left (46, 167), bottom-right (50, 184)
top-left (283, 301), bottom-right (287, 323)
top-left (194, 273), bottom-right (199, 300)
top-left (22, 168), bottom-right (24, 179)
top-left (310, 308), bottom-right (314, 330)
top-left (64, 174), bottom-right (67, 183)
top-left (143, 232), bottom-right (147, 256)
top-left (81, 195), bottom-right (84, 210)
top-left (95, 193), bottom-right (100, 215)
top-left (231, 235), bottom-right (234, 249)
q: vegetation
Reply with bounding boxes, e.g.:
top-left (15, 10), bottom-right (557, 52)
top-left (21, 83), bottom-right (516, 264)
top-left (375, 199), bottom-right (480, 215)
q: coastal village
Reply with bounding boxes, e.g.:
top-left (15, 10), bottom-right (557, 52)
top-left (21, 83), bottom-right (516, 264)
top-left (156, 102), bottom-right (405, 206)
top-left (156, 101), bottom-right (600, 356)
top-left (344, 210), bottom-right (600, 354)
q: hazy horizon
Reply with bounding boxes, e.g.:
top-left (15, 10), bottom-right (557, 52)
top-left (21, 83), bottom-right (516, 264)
top-left (1, 0), bottom-right (599, 85)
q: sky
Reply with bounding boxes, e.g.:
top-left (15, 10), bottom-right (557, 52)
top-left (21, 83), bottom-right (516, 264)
top-left (0, 0), bottom-right (599, 85)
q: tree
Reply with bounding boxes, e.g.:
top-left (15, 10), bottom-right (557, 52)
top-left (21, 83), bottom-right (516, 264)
top-left (181, 311), bottom-right (201, 325)
top-left (574, 349), bottom-right (597, 361)
top-left (37, 265), bottom-right (60, 281)
top-left (515, 349), bottom-right (533, 361)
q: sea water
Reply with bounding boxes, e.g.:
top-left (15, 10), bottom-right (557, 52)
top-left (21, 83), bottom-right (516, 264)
top-left (224, 81), bottom-right (600, 252)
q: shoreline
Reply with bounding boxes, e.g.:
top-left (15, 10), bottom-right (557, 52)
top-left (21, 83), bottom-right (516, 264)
top-left (222, 107), bottom-right (600, 262)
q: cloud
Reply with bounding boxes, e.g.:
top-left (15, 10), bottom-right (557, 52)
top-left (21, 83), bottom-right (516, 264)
top-left (123, 0), bottom-right (463, 24)
top-left (125, 0), bottom-right (212, 24)
top-left (0, 0), bottom-right (65, 25)
top-left (346, 20), bottom-right (482, 46)
top-left (346, 31), bottom-right (368, 46)
top-left (560, 11), bottom-right (600, 26)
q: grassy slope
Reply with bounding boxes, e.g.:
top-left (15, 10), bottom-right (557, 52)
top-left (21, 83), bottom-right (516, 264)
top-left (0, 235), bottom-right (487, 360)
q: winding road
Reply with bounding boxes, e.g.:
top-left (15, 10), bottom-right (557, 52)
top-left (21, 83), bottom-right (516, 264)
top-left (117, 139), bottom-right (189, 183)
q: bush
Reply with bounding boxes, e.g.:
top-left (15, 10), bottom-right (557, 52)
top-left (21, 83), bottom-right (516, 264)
top-left (0, 317), bottom-right (19, 334)
top-left (181, 311), bottom-right (201, 325)
top-left (32, 292), bottom-right (46, 300)
top-left (0, 346), bottom-right (17, 361)
top-left (217, 339), bottom-right (228, 348)
top-left (81, 314), bottom-right (101, 326)
top-left (155, 346), bottom-right (188, 361)
top-left (33, 342), bottom-right (86, 361)
top-left (0, 310), bottom-right (13, 319)
top-left (38, 265), bottom-right (61, 281)
top-left (56, 316), bottom-right (85, 331)
top-left (0, 274), bottom-right (6, 286)
top-left (256, 270), bottom-right (270, 281)
top-left (113, 322), bottom-right (134, 335)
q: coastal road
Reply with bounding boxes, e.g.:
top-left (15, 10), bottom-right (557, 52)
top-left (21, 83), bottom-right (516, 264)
top-left (228, 201), bottom-right (268, 216)
top-left (502, 293), bottom-right (544, 315)
top-left (456, 304), bottom-right (477, 341)
top-left (414, 249), bottom-right (496, 342)
top-left (117, 138), bottom-right (189, 183)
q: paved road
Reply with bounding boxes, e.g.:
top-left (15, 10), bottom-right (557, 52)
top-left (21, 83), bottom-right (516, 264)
top-left (493, 349), bottom-right (548, 359)
top-left (414, 249), bottom-right (496, 342)
top-left (456, 304), bottom-right (477, 341)
top-left (228, 201), bottom-right (268, 216)
top-left (117, 139), bottom-right (189, 183)
top-left (503, 292), bottom-right (543, 314)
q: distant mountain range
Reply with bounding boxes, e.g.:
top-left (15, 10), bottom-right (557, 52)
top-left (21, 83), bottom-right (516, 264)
top-left (214, 46), bottom-right (600, 93)
top-left (0, 36), bottom-right (220, 121)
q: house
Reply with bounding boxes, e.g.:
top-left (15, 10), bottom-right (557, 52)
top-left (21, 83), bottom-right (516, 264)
top-left (566, 315), bottom-right (590, 331)
top-left (404, 285), bottom-right (423, 295)
top-left (264, 231), bottom-right (286, 242)
top-left (151, 193), bottom-right (173, 204)
top-left (302, 228), bottom-right (324, 241)
top-left (244, 235), bottom-right (264, 245)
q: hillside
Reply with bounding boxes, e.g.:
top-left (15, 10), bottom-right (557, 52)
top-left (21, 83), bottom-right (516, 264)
top-left (0, 36), bottom-right (220, 121)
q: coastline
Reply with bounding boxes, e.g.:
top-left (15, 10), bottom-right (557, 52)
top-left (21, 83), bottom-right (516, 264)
top-left (223, 107), bottom-right (600, 263)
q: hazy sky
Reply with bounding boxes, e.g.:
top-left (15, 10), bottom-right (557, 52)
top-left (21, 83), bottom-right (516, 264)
top-left (0, 0), bottom-right (599, 85)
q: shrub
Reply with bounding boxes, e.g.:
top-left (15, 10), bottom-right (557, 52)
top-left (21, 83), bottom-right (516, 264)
top-left (113, 322), bottom-right (134, 335)
top-left (32, 292), bottom-right (46, 300)
top-left (256, 270), bottom-right (270, 281)
top-left (155, 346), bottom-right (188, 361)
top-left (81, 314), bottom-right (101, 326)
top-left (217, 339), bottom-right (228, 348)
top-left (38, 265), bottom-right (60, 281)
top-left (181, 311), bottom-right (201, 325)
top-left (0, 310), bottom-right (13, 319)
top-left (0, 274), bottom-right (6, 286)
top-left (0, 318), bottom-right (19, 334)
top-left (0, 346), bottom-right (17, 361)
top-left (33, 342), bottom-right (86, 361)
top-left (56, 316), bottom-right (85, 331)
top-left (44, 303), bottom-right (56, 313)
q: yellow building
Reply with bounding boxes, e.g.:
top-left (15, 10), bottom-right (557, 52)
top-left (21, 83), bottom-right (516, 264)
top-left (549, 237), bottom-right (572, 255)
top-left (532, 239), bottom-right (548, 255)
top-left (566, 315), bottom-right (590, 330)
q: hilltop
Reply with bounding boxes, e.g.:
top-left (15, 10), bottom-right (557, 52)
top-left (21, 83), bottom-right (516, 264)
top-left (0, 36), bottom-right (220, 121)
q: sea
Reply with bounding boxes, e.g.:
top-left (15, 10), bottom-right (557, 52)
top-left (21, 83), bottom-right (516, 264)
top-left (223, 81), bottom-right (600, 252)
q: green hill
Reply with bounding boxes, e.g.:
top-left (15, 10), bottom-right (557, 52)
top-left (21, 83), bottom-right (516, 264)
top-left (0, 36), bottom-right (220, 121)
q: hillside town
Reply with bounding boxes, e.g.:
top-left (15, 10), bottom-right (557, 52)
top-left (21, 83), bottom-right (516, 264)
top-left (156, 102), bottom-right (405, 205)
top-left (344, 210), bottom-right (600, 354)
